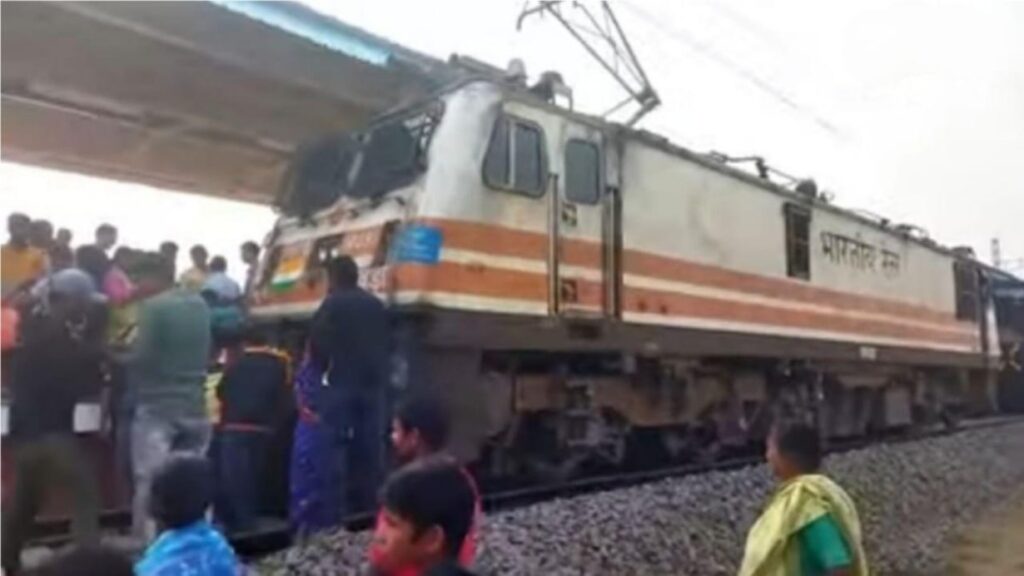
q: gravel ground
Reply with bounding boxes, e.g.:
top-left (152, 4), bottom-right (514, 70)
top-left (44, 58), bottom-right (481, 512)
top-left (946, 487), bottom-right (1024, 576)
top-left (256, 421), bottom-right (1024, 576)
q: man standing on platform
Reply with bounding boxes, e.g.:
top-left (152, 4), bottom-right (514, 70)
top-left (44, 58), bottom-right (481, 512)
top-left (240, 240), bottom-right (261, 297)
top-left (29, 219), bottom-right (55, 256)
top-left (2, 213), bottom-right (48, 299)
top-left (51, 227), bottom-right (75, 271)
top-left (94, 223), bottom-right (118, 255)
top-left (124, 263), bottom-right (211, 541)
top-left (158, 241), bottom-right (179, 280)
top-left (309, 255), bottom-right (391, 515)
top-left (2, 269), bottom-right (108, 575)
top-left (178, 245), bottom-right (209, 292)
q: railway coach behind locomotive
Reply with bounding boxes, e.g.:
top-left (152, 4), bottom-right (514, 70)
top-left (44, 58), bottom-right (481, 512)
top-left (249, 76), bottom-right (1001, 478)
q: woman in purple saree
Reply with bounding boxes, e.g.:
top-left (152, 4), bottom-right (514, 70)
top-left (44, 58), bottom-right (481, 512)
top-left (288, 354), bottom-right (342, 536)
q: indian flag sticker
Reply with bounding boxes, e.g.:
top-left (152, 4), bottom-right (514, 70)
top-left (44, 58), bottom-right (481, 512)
top-left (270, 254), bottom-right (306, 292)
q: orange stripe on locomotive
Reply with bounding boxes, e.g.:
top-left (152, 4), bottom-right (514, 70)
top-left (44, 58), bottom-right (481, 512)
top-left (252, 218), bottom-right (978, 352)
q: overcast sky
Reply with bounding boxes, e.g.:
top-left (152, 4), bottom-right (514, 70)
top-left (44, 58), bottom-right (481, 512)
top-left (2, 0), bottom-right (1022, 275)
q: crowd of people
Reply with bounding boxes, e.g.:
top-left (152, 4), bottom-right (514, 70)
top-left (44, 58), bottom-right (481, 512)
top-left (1, 210), bottom-right (869, 576)
top-left (1, 212), bottom-right (482, 576)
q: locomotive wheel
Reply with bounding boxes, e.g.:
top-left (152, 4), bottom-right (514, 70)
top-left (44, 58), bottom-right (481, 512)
top-left (526, 452), bottom-right (588, 484)
top-left (940, 405), bottom-right (962, 430)
top-left (695, 440), bottom-right (723, 465)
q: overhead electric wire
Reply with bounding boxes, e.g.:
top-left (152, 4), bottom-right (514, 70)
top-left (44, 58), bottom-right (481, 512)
top-left (699, 0), bottom-right (793, 58)
top-left (620, 0), bottom-right (847, 140)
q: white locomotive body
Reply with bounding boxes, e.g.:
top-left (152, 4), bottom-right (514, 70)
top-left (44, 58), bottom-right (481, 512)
top-left (252, 79), bottom-right (999, 467)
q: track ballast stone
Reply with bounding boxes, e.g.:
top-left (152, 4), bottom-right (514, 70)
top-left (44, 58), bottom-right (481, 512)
top-left (256, 422), bottom-right (1024, 575)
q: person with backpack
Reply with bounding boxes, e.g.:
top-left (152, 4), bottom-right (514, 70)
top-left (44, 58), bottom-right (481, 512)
top-left (1, 269), bottom-right (108, 575)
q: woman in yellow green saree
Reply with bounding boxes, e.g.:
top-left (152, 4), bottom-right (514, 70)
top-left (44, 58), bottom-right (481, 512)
top-left (739, 422), bottom-right (869, 576)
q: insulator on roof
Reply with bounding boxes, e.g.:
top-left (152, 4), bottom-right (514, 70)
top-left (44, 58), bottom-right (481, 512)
top-left (952, 245), bottom-right (976, 259)
top-left (529, 71), bottom-right (573, 108)
top-left (795, 179), bottom-right (818, 198)
top-left (506, 58), bottom-right (527, 84)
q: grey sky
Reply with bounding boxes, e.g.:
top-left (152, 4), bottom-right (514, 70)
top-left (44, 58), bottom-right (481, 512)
top-left (312, 0), bottom-right (1024, 267)
top-left (2, 0), bottom-right (1022, 273)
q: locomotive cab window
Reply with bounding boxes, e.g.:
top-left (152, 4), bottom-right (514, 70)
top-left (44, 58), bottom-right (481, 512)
top-left (483, 115), bottom-right (547, 197)
top-left (308, 234), bottom-right (345, 278)
top-left (784, 203), bottom-right (811, 280)
top-left (564, 139), bottom-right (601, 205)
top-left (953, 261), bottom-right (979, 321)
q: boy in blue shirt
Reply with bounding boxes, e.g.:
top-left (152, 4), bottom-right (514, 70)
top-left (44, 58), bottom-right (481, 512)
top-left (136, 457), bottom-right (243, 576)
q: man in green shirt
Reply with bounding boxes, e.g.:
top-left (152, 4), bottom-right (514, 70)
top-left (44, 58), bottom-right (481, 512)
top-left (739, 421), bottom-right (868, 576)
top-left (125, 264), bottom-right (212, 541)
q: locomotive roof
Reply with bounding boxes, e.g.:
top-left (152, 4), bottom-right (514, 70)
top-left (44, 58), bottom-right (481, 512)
top-left (375, 77), bottom-right (976, 263)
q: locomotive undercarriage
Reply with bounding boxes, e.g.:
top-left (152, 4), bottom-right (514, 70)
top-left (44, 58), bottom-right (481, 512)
top-left (464, 353), bottom-right (983, 480)
top-left (282, 309), bottom-right (998, 483)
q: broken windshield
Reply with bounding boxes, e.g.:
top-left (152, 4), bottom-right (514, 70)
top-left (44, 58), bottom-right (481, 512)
top-left (277, 102), bottom-right (443, 217)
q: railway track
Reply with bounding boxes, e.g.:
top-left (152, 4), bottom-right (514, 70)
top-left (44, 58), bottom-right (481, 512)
top-left (22, 415), bottom-right (1024, 561)
top-left (234, 414), bottom-right (1024, 558)
top-left (479, 414), bottom-right (1024, 513)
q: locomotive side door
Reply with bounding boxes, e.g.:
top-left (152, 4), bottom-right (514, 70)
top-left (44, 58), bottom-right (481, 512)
top-left (553, 121), bottom-right (609, 318)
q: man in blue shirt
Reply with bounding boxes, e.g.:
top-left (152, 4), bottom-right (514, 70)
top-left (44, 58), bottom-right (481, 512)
top-left (309, 255), bottom-right (391, 515)
top-left (201, 256), bottom-right (242, 304)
